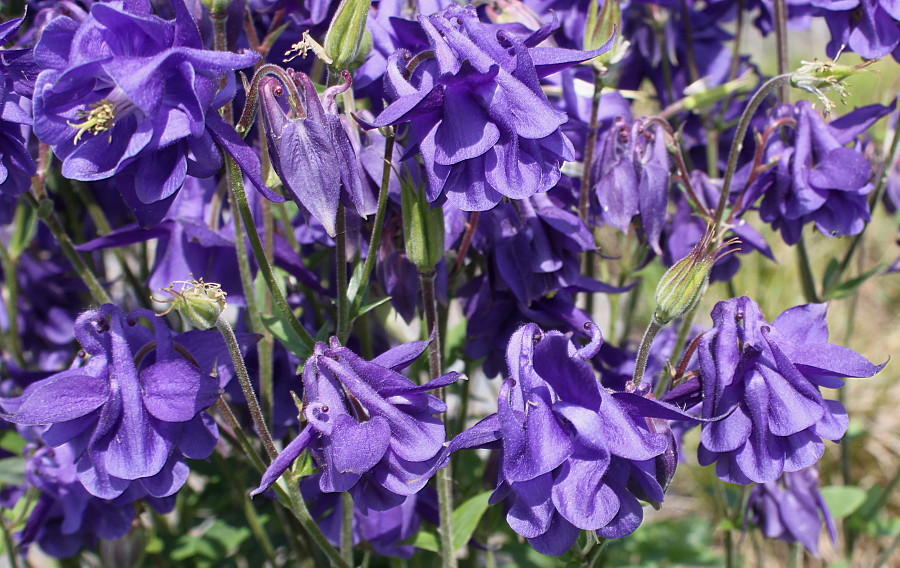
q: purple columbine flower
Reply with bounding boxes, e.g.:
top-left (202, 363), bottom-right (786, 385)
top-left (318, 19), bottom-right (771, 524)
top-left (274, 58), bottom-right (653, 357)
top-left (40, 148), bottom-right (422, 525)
top-left (370, 5), bottom-right (613, 210)
top-left (697, 298), bottom-right (885, 484)
top-left (0, 16), bottom-right (38, 197)
top-left (441, 323), bottom-right (700, 555)
top-left (16, 433), bottom-right (174, 559)
top-left (258, 69), bottom-right (374, 237)
top-left (590, 117), bottom-right (671, 254)
top-left (750, 100), bottom-right (893, 244)
top-left (31, 0), bottom-right (279, 226)
top-left (807, 0), bottom-right (900, 61)
top-left (745, 466), bottom-right (836, 556)
top-left (252, 337), bottom-right (461, 512)
top-left (0, 305), bottom-right (223, 500)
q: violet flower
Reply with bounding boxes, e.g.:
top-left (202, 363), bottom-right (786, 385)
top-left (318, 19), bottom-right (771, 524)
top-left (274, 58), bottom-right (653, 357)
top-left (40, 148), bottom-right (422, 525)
top-left (252, 337), bottom-right (461, 512)
top-left (809, 0), bottom-right (900, 61)
top-left (751, 101), bottom-right (893, 245)
top-left (442, 323), bottom-right (700, 555)
top-left (258, 70), bottom-right (374, 237)
top-left (590, 117), bottom-right (671, 254)
top-left (31, 0), bottom-right (279, 226)
top-left (17, 435), bottom-right (174, 559)
top-left (370, 5), bottom-right (613, 210)
top-left (697, 298), bottom-right (885, 484)
top-left (0, 16), bottom-right (37, 197)
top-left (745, 466), bottom-right (836, 556)
top-left (0, 305), bottom-right (224, 499)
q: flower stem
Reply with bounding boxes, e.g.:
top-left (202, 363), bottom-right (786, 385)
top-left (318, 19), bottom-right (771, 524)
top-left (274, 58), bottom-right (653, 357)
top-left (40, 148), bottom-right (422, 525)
top-left (0, 244), bottom-right (25, 366)
top-left (215, 314), bottom-right (279, 461)
top-left (340, 491), bottom-right (354, 566)
top-left (578, 70), bottom-right (603, 223)
top-left (713, 73), bottom-right (791, 235)
top-left (420, 270), bottom-right (456, 568)
top-left (795, 234), bottom-right (821, 304)
top-left (349, 132), bottom-right (395, 314)
top-left (773, 0), bottom-right (790, 102)
top-left (24, 192), bottom-right (111, 305)
top-left (225, 156), bottom-right (316, 350)
top-left (632, 316), bottom-right (663, 386)
top-left (284, 470), bottom-right (351, 568)
top-left (335, 204), bottom-right (351, 343)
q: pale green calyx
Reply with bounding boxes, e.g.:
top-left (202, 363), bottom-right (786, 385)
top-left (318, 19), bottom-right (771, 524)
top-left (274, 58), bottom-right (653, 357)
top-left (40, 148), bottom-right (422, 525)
top-left (323, 0), bottom-right (371, 69)
top-left (156, 279), bottom-right (227, 330)
top-left (653, 230), bottom-right (739, 325)
top-left (401, 176), bottom-right (444, 273)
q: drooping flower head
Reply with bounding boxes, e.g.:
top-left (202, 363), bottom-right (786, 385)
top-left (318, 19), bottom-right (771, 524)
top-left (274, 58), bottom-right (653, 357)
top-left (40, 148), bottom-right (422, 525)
top-left (0, 305), bottom-right (225, 499)
top-left (252, 337), bottom-right (461, 512)
top-left (370, 5), bottom-right (613, 210)
top-left (749, 100), bottom-right (893, 244)
top-left (745, 466), bottom-right (836, 556)
top-left (31, 0), bottom-right (278, 226)
top-left (697, 298), bottom-right (885, 484)
top-left (442, 323), bottom-right (700, 555)
top-left (257, 68), bottom-right (374, 237)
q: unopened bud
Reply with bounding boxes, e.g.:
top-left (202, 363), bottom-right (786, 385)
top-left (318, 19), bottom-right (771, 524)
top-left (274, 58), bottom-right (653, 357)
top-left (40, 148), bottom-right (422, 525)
top-left (156, 279), bottom-right (227, 330)
top-left (401, 176), bottom-right (444, 272)
top-left (654, 230), bottom-right (738, 325)
top-left (323, 0), bottom-right (371, 70)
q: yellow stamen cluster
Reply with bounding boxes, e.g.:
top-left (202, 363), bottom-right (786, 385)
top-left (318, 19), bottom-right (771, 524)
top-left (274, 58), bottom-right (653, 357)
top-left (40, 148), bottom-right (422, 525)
top-left (284, 30), bottom-right (333, 65)
top-left (155, 278), bottom-right (227, 330)
top-left (68, 100), bottom-right (117, 144)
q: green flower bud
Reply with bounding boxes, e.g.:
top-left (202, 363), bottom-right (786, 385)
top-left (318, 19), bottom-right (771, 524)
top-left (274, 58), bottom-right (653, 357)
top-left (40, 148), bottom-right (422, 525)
top-left (584, 0), bottom-right (625, 71)
top-left (156, 279), bottom-right (227, 330)
top-left (653, 230), bottom-right (738, 325)
top-left (324, 0), bottom-right (371, 70)
top-left (790, 58), bottom-right (877, 115)
top-left (401, 176), bottom-right (444, 272)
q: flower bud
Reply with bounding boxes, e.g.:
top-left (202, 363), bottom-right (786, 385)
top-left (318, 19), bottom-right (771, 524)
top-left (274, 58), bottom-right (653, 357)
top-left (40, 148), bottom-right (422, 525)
top-left (323, 0), bottom-right (371, 70)
top-left (156, 279), bottom-right (227, 330)
top-left (584, 0), bottom-right (623, 71)
top-left (401, 176), bottom-right (444, 272)
top-left (790, 59), bottom-right (877, 115)
top-left (653, 230), bottom-right (738, 325)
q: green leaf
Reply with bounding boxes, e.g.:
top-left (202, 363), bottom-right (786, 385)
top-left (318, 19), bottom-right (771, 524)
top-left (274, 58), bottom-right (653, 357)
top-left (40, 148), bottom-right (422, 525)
top-left (353, 295), bottom-right (392, 319)
top-left (451, 490), bottom-right (492, 552)
top-left (824, 264), bottom-right (884, 300)
top-left (821, 486), bottom-right (867, 519)
top-left (0, 430), bottom-right (25, 454)
top-left (261, 313), bottom-right (311, 359)
top-left (821, 257), bottom-right (841, 292)
top-left (0, 457), bottom-right (25, 485)
top-left (410, 530), bottom-right (440, 553)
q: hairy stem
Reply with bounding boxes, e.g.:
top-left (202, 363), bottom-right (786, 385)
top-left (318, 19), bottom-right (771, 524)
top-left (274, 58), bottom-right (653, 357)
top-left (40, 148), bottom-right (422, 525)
top-left (632, 317), bottom-right (663, 386)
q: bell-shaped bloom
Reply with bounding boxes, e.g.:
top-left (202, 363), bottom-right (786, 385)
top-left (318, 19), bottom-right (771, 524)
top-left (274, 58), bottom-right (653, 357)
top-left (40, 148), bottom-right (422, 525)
top-left (590, 118), bottom-right (671, 254)
top-left (750, 101), bottom-right (893, 244)
top-left (745, 466), bottom-right (836, 556)
top-left (16, 433), bottom-right (174, 559)
top-left (31, 0), bottom-right (278, 226)
top-left (441, 323), bottom-right (700, 555)
top-left (258, 70), bottom-right (374, 237)
top-left (697, 298), bottom-right (885, 484)
top-left (0, 305), bottom-right (225, 500)
top-left (301, 474), bottom-right (439, 558)
top-left (0, 17), bottom-right (37, 197)
top-left (370, 5), bottom-right (613, 210)
top-left (252, 337), bottom-right (461, 512)
top-left (810, 0), bottom-right (900, 60)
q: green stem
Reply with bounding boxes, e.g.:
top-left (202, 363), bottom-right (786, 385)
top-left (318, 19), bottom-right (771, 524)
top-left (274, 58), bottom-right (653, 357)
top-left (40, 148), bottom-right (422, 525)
top-left (420, 271), bottom-right (455, 568)
top-left (335, 204), bottom-right (350, 343)
top-left (773, 0), bottom-right (790, 102)
top-left (0, 519), bottom-right (21, 568)
top-left (225, 156), bottom-right (316, 350)
top-left (714, 74), bottom-right (792, 234)
top-left (795, 234), bottom-right (821, 304)
top-left (350, 132), bottom-right (396, 314)
top-left (632, 317), bottom-right (663, 386)
top-left (215, 314), bottom-right (278, 461)
top-left (0, 246), bottom-right (25, 366)
top-left (24, 192), bottom-right (111, 305)
top-left (284, 470), bottom-right (351, 568)
top-left (225, 155), bottom-right (264, 333)
top-left (341, 491), bottom-right (354, 566)
top-left (214, 398), bottom-right (268, 474)
top-left (578, 70), bottom-right (603, 222)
